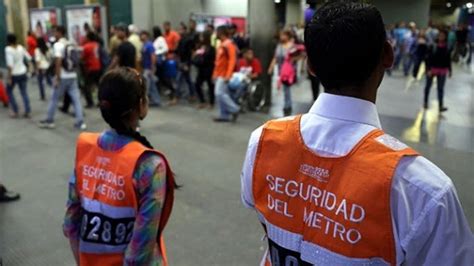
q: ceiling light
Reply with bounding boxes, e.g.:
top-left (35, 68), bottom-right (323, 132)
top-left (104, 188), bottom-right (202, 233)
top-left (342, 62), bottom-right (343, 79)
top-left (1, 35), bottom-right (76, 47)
top-left (446, 2), bottom-right (452, 7)
top-left (467, 2), bottom-right (473, 8)
top-left (274, 0), bottom-right (281, 3)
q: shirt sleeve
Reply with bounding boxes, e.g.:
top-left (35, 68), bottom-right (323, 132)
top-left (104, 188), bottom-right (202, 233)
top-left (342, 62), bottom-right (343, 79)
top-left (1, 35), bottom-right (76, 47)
top-left (5, 47), bottom-right (14, 68)
top-left (225, 42), bottom-right (237, 80)
top-left (392, 156), bottom-right (474, 265)
top-left (53, 42), bottom-right (64, 59)
top-left (63, 171), bottom-right (82, 240)
top-left (241, 126), bottom-right (263, 209)
top-left (124, 152), bottom-right (167, 265)
top-left (253, 59), bottom-right (262, 75)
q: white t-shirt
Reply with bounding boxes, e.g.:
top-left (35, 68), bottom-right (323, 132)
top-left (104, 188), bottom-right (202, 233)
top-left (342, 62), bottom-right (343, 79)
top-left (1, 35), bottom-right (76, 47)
top-left (153, 36), bottom-right (168, 56)
top-left (5, 45), bottom-right (30, 76)
top-left (34, 48), bottom-right (51, 70)
top-left (53, 38), bottom-right (77, 79)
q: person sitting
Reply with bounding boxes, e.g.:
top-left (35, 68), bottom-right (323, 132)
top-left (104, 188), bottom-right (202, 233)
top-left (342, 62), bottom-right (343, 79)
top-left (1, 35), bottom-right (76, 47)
top-left (229, 49), bottom-right (262, 103)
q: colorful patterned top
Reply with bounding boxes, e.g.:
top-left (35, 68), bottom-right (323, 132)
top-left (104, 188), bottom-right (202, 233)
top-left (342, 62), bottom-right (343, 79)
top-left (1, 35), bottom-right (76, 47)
top-left (63, 130), bottom-right (167, 265)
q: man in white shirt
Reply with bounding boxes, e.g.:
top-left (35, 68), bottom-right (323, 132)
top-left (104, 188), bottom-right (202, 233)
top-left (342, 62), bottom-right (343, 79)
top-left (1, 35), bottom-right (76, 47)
top-left (241, 2), bottom-right (473, 265)
top-left (39, 26), bottom-right (86, 130)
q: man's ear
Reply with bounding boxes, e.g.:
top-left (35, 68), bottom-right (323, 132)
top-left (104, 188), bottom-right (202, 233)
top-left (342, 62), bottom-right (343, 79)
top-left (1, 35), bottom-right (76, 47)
top-left (382, 41), bottom-right (394, 69)
top-left (307, 59), bottom-right (317, 77)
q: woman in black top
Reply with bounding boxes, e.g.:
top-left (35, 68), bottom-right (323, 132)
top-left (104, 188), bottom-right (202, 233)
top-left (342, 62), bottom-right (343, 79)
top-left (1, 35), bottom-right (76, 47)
top-left (412, 31), bottom-right (428, 79)
top-left (423, 30), bottom-right (452, 112)
top-left (192, 31), bottom-right (216, 108)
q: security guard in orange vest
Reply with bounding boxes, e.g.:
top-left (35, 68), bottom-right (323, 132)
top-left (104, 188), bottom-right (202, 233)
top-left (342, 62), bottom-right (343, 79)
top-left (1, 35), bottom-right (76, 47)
top-left (241, 2), bottom-right (473, 265)
top-left (63, 67), bottom-right (176, 266)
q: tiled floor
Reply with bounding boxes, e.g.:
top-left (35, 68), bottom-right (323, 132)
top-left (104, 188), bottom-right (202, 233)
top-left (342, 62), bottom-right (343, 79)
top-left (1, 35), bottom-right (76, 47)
top-left (0, 64), bottom-right (472, 265)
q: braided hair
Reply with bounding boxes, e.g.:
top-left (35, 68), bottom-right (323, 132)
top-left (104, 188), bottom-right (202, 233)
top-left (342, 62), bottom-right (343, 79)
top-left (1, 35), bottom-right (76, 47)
top-left (98, 67), bottom-right (179, 188)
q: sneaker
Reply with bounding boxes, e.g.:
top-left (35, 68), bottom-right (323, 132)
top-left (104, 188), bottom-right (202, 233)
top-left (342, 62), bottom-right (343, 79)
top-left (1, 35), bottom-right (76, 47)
top-left (74, 122), bottom-right (87, 130)
top-left (39, 120), bottom-right (56, 129)
top-left (9, 112), bottom-right (19, 119)
top-left (213, 117), bottom-right (231, 123)
top-left (231, 112), bottom-right (239, 123)
top-left (440, 107), bottom-right (448, 112)
top-left (0, 186), bottom-right (20, 203)
top-left (23, 113), bottom-right (31, 119)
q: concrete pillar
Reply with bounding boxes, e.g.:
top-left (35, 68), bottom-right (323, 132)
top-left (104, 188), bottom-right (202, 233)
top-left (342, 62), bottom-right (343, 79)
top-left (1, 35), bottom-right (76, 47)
top-left (370, 0), bottom-right (431, 28)
top-left (248, 0), bottom-right (279, 108)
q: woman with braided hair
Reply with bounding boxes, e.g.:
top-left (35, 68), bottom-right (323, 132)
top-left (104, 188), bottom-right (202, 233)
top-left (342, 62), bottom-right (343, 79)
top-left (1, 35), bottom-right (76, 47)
top-left (63, 67), bottom-right (176, 266)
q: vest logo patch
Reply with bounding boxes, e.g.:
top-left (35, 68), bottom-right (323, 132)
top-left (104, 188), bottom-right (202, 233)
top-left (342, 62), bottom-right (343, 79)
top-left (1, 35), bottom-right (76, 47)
top-left (375, 134), bottom-right (408, 151)
top-left (96, 156), bottom-right (111, 166)
top-left (299, 164), bottom-right (330, 183)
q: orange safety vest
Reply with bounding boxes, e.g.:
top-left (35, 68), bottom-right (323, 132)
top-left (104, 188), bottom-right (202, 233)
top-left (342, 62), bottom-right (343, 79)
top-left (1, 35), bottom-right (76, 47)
top-left (75, 133), bottom-right (175, 266)
top-left (252, 115), bottom-right (418, 265)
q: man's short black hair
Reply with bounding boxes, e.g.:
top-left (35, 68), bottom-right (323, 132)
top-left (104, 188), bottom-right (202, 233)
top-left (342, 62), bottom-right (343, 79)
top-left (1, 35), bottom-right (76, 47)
top-left (305, 1), bottom-right (386, 91)
top-left (55, 25), bottom-right (66, 36)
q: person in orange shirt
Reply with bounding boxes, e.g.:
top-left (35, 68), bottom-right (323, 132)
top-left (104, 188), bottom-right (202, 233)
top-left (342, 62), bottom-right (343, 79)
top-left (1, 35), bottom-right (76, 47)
top-left (163, 21), bottom-right (181, 54)
top-left (212, 25), bottom-right (239, 122)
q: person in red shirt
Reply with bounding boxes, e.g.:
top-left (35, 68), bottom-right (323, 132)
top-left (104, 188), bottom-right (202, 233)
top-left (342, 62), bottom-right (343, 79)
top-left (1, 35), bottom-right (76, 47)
top-left (81, 32), bottom-right (102, 108)
top-left (26, 31), bottom-right (37, 74)
top-left (163, 21), bottom-right (181, 54)
top-left (236, 49), bottom-right (262, 80)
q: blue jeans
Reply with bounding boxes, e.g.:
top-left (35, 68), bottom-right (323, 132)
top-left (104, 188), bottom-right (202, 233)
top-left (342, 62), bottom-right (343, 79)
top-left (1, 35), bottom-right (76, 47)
top-left (283, 84), bottom-right (292, 109)
top-left (424, 74), bottom-right (447, 108)
top-left (215, 77), bottom-right (240, 119)
top-left (402, 54), bottom-right (414, 76)
top-left (7, 74), bottom-right (31, 114)
top-left (143, 69), bottom-right (160, 105)
top-left (37, 69), bottom-right (52, 100)
top-left (46, 78), bottom-right (84, 124)
top-left (176, 65), bottom-right (195, 98)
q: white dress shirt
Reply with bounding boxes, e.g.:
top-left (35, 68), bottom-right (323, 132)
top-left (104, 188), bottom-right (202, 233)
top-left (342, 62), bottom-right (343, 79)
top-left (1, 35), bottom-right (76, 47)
top-left (153, 36), bottom-right (168, 56)
top-left (241, 93), bottom-right (474, 265)
top-left (5, 45), bottom-right (30, 76)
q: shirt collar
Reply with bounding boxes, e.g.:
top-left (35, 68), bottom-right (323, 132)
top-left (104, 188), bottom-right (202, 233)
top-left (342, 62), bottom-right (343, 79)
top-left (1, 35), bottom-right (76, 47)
top-left (308, 93), bottom-right (382, 129)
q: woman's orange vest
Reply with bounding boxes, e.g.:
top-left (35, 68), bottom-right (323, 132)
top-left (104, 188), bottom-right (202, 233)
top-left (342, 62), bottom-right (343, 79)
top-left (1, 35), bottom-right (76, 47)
top-left (252, 115), bottom-right (418, 265)
top-left (75, 133), bottom-right (175, 266)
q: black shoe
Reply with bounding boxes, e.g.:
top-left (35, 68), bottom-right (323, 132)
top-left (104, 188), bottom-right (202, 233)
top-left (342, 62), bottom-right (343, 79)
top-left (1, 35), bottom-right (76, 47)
top-left (231, 112), bottom-right (239, 123)
top-left (85, 104), bottom-right (95, 109)
top-left (59, 106), bottom-right (68, 114)
top-left (423, 103), bottom-right (428, 109)
top-left (283, 108), bottom-right (292, 116)
top-left (213, 117), bottom-right (231, 123)
top-left (0, 186), bottom-right (20, 202)
top-left (440, 107), bottom-right (448, 112)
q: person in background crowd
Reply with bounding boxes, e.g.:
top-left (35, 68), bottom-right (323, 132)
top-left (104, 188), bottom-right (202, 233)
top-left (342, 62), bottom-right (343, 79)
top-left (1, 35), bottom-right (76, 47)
top-left (0, 72), bottom-right (8, 107)
top-left (454, 23), bottom-right (471, 64)
top-left (425, 21), bottom-right (439, 45)
top-left (412, 30), bottom-right (428, 79)
top-left (402, 23), bottom-right (418, 77)
top-left (447, 24), bottom-right (457, 52)
top-left (305, 4), bottom-right (322, 100)
top-left (207, 24), bottom-right (219, 48)
top-left (230, 24), bottom-right (248, 53)
top-left (128, 24), bottom-right (143, 69)
top-left (109, 23), bottom-right (137, 69)
top-left (163, 21), bottom-right (181, 54)
top-left (236, 49), bottom-right (262, 81)
top-left (5, 33), bottom-right (32, 118)
top-left (109, 25), bottom-right (121, 56)
top-left (39, 26), bottom-right (86, 130)
top-left (140, 30), bottom-right (161, 106)
top-left (193, 30), bottom-right (216, 109)
top-left (63, 68), bottom-right (176, 266)
top-left (0, 180), bottom-right (20, 202)
top-left (81, 31), bottom-right (102, 108)
top-left (35, 37), bottom-right (52, 101)
top-left (213, 25), bottom-right (239, 122)
top-left (242, 3), bottom-right (474, 265)
top-left (26, 30), bottom-right (37, 75)
top-left (424, 29), bottom-right (452, 113)
top-left (393, 21), bottom-right (409, 70)
top-left (230, 48), bottom-right (262, 103)
top-left (153, 26), bottom-right (176, 100)
top-left (175, 21), bottom-right (197, 103)
top-left (268, 30), bottom-right (297, 116)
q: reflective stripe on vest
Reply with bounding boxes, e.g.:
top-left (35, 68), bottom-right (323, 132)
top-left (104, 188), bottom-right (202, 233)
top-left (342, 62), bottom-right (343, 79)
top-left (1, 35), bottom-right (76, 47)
top-left (252, 115), bottom-right (419, 266)
top-left (75, 133), bottom-right (175, 266)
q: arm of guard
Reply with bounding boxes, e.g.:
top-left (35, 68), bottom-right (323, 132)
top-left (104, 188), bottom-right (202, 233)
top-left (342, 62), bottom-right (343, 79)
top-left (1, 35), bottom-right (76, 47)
top-left (241, 126), bottom-right (264, 209)
top-left (124, 152), bottom-right (166, 265)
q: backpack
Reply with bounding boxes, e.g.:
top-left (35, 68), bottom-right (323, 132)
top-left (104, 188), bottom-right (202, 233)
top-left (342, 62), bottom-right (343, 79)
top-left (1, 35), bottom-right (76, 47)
top-left (62, 43), bottom-right (80, 72)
